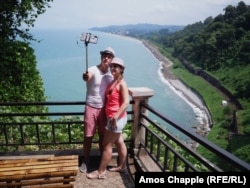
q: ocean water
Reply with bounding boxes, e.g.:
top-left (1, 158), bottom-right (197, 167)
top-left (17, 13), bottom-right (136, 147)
top-left (31, 28), bottom-right (199, 137)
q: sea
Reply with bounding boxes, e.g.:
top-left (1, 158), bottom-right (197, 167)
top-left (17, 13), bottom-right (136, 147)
top-left (30, 28), bottom-right (202, 139)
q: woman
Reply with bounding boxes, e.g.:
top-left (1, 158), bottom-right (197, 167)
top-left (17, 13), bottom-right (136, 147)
top-left (86, 57), bottom-right (129, 179)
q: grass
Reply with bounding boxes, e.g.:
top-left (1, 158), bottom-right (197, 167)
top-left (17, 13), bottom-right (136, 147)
top-left (158, 49), bottom-right (243, 156)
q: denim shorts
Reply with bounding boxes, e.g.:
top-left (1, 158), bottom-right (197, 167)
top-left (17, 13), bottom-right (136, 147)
top-left (105, 116), bottom-right (127, 133)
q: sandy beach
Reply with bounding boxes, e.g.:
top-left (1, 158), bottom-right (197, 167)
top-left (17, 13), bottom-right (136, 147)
top-left (142, 40), bottom-right (211, 141)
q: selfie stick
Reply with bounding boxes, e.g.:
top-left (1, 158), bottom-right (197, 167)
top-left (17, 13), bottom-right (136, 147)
top-left (80, 33), bottom-right (98, 73)
top-left (85, 41), bottom-right (88, 73)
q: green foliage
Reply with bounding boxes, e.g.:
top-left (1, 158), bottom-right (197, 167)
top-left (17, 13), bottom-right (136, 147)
top-left (142, 1), bottom-right (250, 101)
top-left (0, 116), bottom-right (84, 152)
top-left (213, 65), bottom-right (250, 99)
top-left (237, 109), bottom-right (250, 134)
top-left (146, 125), bottom-right (210, 172)
top-left (0, 0), bottom-right (53, 42)
top-left (123, 122), bottom-right (132, 140)
top-left (227, 135), bottom-right (250, 163)
top-left (0, 1), bottom-right (52, 115)
top-left (0, 0), bottom-right (53, 149)
top-left (0, 41), bottom-right (47, 102)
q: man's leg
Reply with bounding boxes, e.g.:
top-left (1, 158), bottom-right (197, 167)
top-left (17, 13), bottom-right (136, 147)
top-left (80, 105), bottom-right (96, 173)
top-left (80, 136), bottom-right (92, 173)
top-left (97, 107), bottom-right (107, 156)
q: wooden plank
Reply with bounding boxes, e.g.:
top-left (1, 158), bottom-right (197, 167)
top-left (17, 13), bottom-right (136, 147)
top-left (0, 155), bottom-right (54, 160)
top-left (0, 183), bottom-right (74, 188)
top-left (0, 171), bottom-right (77, 181)
top-left (0, 177), bottom-right (75, 187)
top-left (0, 160), bottom-right (78, 171)
top-left (0, 155), bottom-right (79, 165)
top-left (0, 155), bottom-right (78, 187)
top-left (0, 161), bottom-right (78, 176)
top-left (28, 184), bottom-right (74, 188)
top-left (0, 155), bottom-right (78, 172)
top-left (0, 167), bottom-right (78, 180)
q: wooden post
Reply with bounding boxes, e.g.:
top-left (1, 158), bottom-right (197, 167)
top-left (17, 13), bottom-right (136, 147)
top-left (128, 87), bottom-right (154, 148)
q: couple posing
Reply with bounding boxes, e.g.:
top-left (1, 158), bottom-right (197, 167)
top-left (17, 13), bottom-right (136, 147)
top-left (80, 47), bottom-right (129, 179)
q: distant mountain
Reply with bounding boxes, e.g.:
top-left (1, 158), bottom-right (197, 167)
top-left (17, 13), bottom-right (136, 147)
top-left (90, 23), bottom-right (184, 36)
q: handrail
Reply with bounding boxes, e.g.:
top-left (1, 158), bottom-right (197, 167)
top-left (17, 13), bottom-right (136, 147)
top-left (137, 102), bottom-right (250, 171)
top-left (0, 101), bottom-right (86, 106)
top-left (0, 100), bottom-right (249, 172)
top-left (0, 101), bottom-right (133, 148)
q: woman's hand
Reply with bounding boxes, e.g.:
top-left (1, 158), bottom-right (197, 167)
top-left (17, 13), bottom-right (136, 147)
top-left (110, 117), bottom-right (117, 131)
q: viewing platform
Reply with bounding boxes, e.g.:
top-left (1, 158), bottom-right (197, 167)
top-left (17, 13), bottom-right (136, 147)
top-left (0, 87), bottom-right (249, 187)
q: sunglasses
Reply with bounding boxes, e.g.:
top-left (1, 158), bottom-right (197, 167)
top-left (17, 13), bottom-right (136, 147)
top-left (102, 53), bottom-right (113, 59)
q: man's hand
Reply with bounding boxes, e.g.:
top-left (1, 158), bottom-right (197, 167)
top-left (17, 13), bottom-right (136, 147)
top-left (82, 72), bottom-right (89, 81)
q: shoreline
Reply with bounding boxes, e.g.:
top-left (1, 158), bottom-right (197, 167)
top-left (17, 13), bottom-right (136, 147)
top-left (142, 40), bottom-right (211, 144)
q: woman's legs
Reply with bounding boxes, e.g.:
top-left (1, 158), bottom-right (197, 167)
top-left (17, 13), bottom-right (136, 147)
top-left (109, 134), bottom-right (127, 171)
top-left (86, 130), bottom-right (120, 179)
top-left (98, 130), bottom-right (120, 173)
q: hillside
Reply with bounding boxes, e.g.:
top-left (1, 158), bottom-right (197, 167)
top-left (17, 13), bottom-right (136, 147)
top-left (90, 23), bottom-right (184, 36)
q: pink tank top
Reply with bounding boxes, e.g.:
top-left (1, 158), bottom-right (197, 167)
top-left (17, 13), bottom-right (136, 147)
top-left (105, 83), bottom-right (126, 118)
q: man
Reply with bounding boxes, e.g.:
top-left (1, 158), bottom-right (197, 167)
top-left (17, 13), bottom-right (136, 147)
top-left (80, 47), bottom-right (115, 173)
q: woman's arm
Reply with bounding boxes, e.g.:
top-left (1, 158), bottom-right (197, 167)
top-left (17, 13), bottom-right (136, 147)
top-left (113, 79), bottom-right (129, 119)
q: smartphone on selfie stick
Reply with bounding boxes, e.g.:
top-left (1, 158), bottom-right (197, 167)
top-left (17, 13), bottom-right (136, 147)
top-left (80, 33), bottom-right (98, 73)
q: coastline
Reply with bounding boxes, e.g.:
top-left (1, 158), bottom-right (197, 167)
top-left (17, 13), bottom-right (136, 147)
top-left (142, 40), bottom-right (210, 143)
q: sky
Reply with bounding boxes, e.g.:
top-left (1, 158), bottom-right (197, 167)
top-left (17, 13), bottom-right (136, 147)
top-left (34, 0), bottom-right (250, 29)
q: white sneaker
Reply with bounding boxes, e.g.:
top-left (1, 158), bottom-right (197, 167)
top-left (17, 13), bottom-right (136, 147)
top-left (79, 161), bottom-right (88, 173)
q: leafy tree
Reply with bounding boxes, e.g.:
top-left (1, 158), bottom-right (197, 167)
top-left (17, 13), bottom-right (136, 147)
top-left (237, 31), bottom-right (250, 63)
top-left (223, 5), bottom-right (237, 24)
top-left (214, 14), bottom-right (224, 23)
top-left (236, 1), bottom-right (248, 15)
top-left (203, 16), bottom-right (213, 25)
top-left (0, 0), bottom-right (53, 102)
top-left (0, 41), bottom-right (46, 102)
top-left (0, 0), bottom-right (53, 42)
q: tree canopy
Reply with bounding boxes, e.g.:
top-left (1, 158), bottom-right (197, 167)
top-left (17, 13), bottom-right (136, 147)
top-left (0, 0), bottom-right (53, 42)
top-left (142, 1), bottom-right (250, 101)
top-left (0, 0), bottom-right (53, 102)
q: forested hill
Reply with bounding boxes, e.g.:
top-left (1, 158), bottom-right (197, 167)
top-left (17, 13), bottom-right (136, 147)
top-left (90, 2), bottom-right (250, 107)
top-left (142, 1), bottom-right (250, 104)
top-left (90, 23), bottom-right (184, 36)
